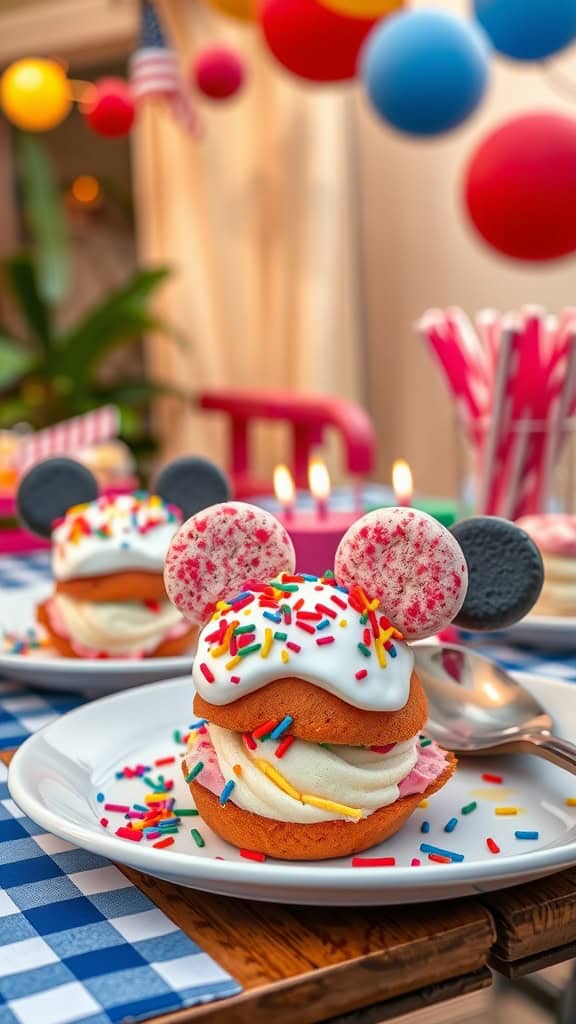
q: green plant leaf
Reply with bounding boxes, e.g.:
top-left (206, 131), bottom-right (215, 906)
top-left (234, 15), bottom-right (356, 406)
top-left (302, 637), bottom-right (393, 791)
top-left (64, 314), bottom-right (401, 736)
top-left (56, 267), bottom-right (175, 379)
top-left (17, 133), bottom-right (68, 305)
top-left (0, 335), bottom-right (36, 390)
top-left (0, 396), bottom-right (35, 427)
top-left (92, 379), bottom-right (192, 406)
top-left (3, 255), bottom-right (52, 350)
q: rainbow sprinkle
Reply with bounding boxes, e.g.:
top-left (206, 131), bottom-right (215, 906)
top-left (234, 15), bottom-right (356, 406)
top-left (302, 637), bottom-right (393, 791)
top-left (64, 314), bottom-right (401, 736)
top-left (270, 716), bottom-right (293, 740)
top-left (420, 843), bottom-right (464, 863)
top-left (351, 857), bottom-right (395, 867)
top-left (275, 736), bottom-right (294, 759)
top-left (219, 780), bottom-right (235, 806)
top-left (461, 801), bottom-right (477, 815)
top-left (199, 574), bottom-right (403, 688)
top-left (54, 492), bottom-right (180, 547)
top-left (185, 763), bottom-right (204, 783)
top-left (240, 849), bottom-right (266, 862)
top-left (2, 627), bottom-right (46, 655)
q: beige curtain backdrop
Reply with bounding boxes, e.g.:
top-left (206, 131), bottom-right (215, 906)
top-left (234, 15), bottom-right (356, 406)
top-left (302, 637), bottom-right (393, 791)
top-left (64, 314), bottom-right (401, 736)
top-left (135, 0), bottom-right (576, 497)
top-left (133, 0), bottom-right (363, 477)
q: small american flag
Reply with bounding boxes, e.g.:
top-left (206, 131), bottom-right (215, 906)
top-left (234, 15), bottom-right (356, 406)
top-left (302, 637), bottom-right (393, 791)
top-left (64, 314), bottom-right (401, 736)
top-left (130, 1), bottom-right (200, 135)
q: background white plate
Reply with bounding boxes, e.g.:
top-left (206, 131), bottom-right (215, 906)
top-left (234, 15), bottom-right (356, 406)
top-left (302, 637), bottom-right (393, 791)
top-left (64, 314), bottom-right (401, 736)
top-left (0, 574), bottom-right (193, 692)
top-left (0, 649), bottom-right (194, 692)
top-left (498, 614), bottom-right (576, 651)
top-left (8, 673), bottom-right (576, 906)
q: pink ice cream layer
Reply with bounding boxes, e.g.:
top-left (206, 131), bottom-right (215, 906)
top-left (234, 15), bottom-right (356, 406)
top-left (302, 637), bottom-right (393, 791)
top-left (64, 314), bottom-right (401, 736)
top-left (43, 596), bottom-right (190, 660)
top-left (184, 734), bottom-right (448, 810)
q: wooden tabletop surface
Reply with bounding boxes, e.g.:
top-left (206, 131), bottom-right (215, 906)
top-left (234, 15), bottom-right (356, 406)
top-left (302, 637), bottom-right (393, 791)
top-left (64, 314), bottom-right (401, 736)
top-left (3, 749), bottom-right (576, 1023)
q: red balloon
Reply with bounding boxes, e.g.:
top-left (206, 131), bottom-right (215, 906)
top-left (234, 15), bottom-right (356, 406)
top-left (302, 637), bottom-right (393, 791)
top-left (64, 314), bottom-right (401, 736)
top-left (464, 112), bottom-right (576, 262)
top-left (193, 46), bottom-right (246, 100)
top-left (258, 0), bottom-right (377, 82)
top-left (83, 78), bottom-right (135, 138)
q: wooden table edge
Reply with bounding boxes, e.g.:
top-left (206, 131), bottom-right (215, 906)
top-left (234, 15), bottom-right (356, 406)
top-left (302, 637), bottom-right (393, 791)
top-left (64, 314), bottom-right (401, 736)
top-left (144, 963), bottom-right (494, 1024)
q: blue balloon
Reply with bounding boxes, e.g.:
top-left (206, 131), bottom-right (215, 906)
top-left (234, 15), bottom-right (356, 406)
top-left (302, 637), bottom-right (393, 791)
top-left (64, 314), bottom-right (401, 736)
top-left (361, 10), bottom-right (491, 137)
top-left (474, 0), bottom-right (576, 61)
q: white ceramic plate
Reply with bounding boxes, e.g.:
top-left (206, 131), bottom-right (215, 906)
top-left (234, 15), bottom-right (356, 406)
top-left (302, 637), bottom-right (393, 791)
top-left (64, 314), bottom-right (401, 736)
top-left (498, 614), bottom-right (576, 651)
top-left (0, 649), bottom-right (194, 692)
top-left (0, 581), bottom-right (193, 692)
top-left (8, 673), bottom-right (576, 906)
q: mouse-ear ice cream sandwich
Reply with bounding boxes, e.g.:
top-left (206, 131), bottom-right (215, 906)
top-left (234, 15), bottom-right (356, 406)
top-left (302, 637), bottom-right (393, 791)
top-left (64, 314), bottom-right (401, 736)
top-left (17, 455), bottom-right (230, 659)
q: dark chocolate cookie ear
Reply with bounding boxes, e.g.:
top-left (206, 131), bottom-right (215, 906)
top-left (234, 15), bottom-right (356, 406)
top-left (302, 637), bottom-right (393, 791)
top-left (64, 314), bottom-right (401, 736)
top-left (16, 457), bottom-right (99, 538)
top-left (450, 516), bottom-right (544, 630)
top-left (155, 456), bottom-right (231, 520)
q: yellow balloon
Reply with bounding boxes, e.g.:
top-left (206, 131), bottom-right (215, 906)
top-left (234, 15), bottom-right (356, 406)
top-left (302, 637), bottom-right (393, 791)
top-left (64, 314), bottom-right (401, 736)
top-left (1, 59), bottom-right (71, 132)
top-left (318, 0), bottom-right (405, 17)
top-left (203, 0), bottom-right (256, 20)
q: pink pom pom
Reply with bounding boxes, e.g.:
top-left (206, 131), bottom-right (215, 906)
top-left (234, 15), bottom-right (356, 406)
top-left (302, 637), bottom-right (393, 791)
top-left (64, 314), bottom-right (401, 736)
top-left (335, 507), bottom-right (468, 640)
top-left (164, 502), bottom-right (296, 624)
top-left (192, 46), bottom-right (246, 100)
top-left (83, 77), bottom-right (135, 138)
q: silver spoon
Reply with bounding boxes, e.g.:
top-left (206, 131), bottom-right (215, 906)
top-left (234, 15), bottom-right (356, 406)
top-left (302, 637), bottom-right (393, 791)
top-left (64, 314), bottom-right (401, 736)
top-left (414, 643), bottom-right (576, 775)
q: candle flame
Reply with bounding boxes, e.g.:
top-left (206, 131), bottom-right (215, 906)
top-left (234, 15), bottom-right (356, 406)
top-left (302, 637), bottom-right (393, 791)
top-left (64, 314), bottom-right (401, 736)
top-left (392, 459), bottom-right (413, 505)
top-left (308, 456), bottom-right (331, 502)
top-left (273, 464), bottom-right (295, 506)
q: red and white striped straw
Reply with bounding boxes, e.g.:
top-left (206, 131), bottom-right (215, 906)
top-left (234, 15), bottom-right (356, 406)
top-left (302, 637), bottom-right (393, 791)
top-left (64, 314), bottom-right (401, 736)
top-left (418, 305), bottom-right (576, 520)
top-left (416, 311), bottom-right (487, 447)
top-left (480, 316), bottom-right (521, 516)
top-left (14, 406), bottom-right (120, 472)
top-left (475, 308), bottom-right (500, 375)
top-left (540, 326), bottom-right (576, 511)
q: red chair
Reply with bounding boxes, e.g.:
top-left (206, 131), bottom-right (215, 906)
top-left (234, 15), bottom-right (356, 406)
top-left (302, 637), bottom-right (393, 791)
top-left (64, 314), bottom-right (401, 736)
top-left (198, 389), bottom-right (376, 498)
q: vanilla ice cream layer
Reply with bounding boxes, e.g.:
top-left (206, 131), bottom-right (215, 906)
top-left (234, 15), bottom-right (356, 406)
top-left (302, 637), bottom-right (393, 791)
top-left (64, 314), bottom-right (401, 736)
top-left (47, 593), bottom-right (189, 657)
top-left (183, 724), bottom-right (447, 824)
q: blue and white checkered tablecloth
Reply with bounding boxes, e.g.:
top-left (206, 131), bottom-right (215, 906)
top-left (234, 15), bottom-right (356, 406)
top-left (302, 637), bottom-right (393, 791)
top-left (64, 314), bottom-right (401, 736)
top-left (0, 554), bottom-right (242, 1021)
top-left (0, 552), bottom-right (52, 588)
top-left (0, 557), bottom-right (85, 749)
top-left (0, 681), bottom-right (85, 751)
top-left (0, 762), bottom-right (240, 1024)
top-left (466, 638), bottom-right (576, 683)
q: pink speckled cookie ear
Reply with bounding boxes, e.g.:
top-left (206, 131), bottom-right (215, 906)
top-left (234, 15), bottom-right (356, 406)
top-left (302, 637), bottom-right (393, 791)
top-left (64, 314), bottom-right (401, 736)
top-left (164, 501), bottom-right (296, 625)
top-left (334, 507), bottom-right (468, 641)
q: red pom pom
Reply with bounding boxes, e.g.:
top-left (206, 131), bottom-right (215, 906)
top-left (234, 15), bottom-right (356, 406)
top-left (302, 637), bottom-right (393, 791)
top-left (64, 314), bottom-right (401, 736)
top-left (193, 46), bottom-right (246, 100)
top-left (83, 77), bottom-right (135, 138)
top-left (464, 112), bottom-right (576, 262)
top-left (258, 0), bottom-right (377, 83)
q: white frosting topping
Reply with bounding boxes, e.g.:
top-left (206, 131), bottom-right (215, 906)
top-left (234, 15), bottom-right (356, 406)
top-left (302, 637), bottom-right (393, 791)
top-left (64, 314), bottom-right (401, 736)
top-left (192, 577), bottom-right (414, 712)
top-left (186, 724), bottom-right (419, 823)
top-left (52, 494), bottom-right (181, 581)
top-left (48, 593), bottom-right (188, 656)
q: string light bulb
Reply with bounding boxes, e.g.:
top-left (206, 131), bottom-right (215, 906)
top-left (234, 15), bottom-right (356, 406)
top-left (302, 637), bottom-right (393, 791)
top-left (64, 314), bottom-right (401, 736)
top-left (1, 58), bottom-right (71, 131)
top-left (70, 175), bottom-right (101, 206)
